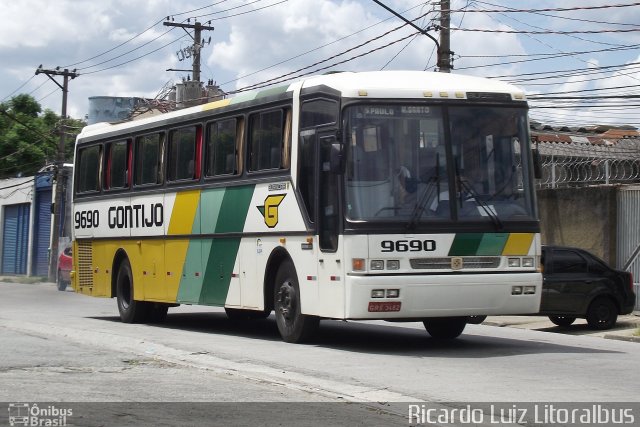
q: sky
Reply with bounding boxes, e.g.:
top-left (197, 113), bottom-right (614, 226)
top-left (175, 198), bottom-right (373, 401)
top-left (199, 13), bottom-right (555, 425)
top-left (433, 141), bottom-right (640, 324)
top-left (1, 0), bottom-right (639, 128)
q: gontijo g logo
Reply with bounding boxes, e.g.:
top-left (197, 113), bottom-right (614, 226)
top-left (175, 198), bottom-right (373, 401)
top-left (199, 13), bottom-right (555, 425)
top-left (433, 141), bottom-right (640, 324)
top-left (257, 194), bottom-right (286, 228)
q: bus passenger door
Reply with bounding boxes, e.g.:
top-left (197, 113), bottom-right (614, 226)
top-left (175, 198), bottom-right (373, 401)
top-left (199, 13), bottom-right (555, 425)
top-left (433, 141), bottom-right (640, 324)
top-left (316, 130), bottom-right (345, 318)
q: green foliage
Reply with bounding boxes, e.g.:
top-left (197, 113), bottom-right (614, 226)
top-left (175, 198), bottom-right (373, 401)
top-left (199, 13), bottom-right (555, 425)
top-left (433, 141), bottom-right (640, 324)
top-left (0, 94), bottom-right (86, 178)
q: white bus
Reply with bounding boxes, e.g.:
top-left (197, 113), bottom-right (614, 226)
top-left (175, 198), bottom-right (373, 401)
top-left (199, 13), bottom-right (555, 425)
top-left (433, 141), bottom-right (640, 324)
top-left (71, 70), bottom-right (542, 342)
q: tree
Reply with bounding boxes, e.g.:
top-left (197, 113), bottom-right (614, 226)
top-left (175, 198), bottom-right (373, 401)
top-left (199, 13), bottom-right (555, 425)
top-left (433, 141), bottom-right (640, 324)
top-left (0, 94), bottom-right (85, 179)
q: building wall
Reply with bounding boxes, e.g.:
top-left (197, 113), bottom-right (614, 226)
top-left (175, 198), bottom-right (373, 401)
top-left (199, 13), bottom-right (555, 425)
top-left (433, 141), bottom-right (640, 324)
top-left (538, 186), bottom-right (619, 265)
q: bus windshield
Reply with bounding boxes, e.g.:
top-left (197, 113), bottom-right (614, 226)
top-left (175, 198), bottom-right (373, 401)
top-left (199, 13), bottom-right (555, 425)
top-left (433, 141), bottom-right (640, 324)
top-left (344, 103), bottom-right (536, 225)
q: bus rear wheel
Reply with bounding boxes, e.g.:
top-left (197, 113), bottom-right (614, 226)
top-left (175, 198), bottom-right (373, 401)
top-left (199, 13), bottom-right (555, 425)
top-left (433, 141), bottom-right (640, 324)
top-left (274, 260), bottom-right (319, 343)
top-left (423, 317), bottom-right (467, 340)
top-left (116, 258), bottom-right (149, 323)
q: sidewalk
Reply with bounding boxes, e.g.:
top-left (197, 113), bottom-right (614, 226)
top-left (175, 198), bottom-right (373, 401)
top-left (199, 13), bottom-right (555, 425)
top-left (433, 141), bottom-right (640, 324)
top-left (482, 313), bottom-right (640, 342)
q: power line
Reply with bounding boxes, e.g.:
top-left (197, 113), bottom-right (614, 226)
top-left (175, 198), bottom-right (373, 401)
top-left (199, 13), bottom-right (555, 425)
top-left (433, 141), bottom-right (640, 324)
top-left (453, 27), bottom-right (640, 35)
top-left (448, 3), bottom-right (640, 14)
top-left (61, 1), bottom-right (231, 69)
top-left (0, 110), bottom-right (57, 143)
top-left (228, 31), bottom-right (422, 94)
top-left (1, 75), bottom-right (36, 102)
top-left (219, 1), bottom-right (428, 87)
top-left (473, 0), bottom-right (640, 27)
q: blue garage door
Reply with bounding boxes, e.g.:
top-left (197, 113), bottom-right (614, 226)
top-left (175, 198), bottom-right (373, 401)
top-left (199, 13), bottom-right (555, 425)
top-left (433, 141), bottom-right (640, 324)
top-left (2, 203), bottom-right (30, 274)
top-left (32, 189), bottom-right (52, 276)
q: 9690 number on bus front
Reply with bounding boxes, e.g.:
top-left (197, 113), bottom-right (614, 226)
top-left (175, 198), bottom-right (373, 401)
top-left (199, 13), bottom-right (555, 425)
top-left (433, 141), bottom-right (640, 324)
top-left (381, 240), bottom-right (436, 252)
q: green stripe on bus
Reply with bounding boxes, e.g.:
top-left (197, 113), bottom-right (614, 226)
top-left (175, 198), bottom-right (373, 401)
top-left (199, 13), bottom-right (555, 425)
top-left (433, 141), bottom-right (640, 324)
top-left (256, 85), bottom-right (289, 99)
top-left (449, 233), bottom-right (514, 256)
top-left (177, 240), bottom-right (204, 303)
top-left (448, 233), bottom-right (484, 256)
top-left (215, 185), bottom-right (255, 233)
top-left (200, 188), bottom-right (225, 234)
top-left (197, 185), bottom-right (255, 305)
top-left (199, 238), bottom-right (242, 305)
top-left (477, 233), bottom-right (509, 256)
top-left (229, 92), bottom-right (257, 105)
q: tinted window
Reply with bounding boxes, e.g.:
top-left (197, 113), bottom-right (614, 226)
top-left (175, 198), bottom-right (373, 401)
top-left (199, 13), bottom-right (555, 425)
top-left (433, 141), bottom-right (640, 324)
top-left (249, 109), bottom-right (283, 171)
top-left (135, 133), bottom-right (164, 186)
top-left (300, 99), bottom-right (338, 128)
top-left (76, 145), bottom-right (101, 193)
top-left (168, 126), bottom-right (198, 181)
top-left (298, 131), bottom-right (316, 222)
top-left (206, 119), bottom-right (237, 176)
top-left (107, 140), bottom-right (129, 189)
top-left (552, 249), bottom-right (588, 274)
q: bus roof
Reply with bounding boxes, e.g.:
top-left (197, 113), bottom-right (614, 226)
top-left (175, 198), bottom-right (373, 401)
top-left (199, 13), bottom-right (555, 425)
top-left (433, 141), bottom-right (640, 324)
top-left (300, 70), bottom-right (525, 99)
top-left (78, 70), bottom-right (525, 141)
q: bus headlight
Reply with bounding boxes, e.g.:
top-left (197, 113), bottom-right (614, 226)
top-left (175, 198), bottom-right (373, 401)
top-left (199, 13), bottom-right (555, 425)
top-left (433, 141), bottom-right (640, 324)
top-left (386, 260), bottom-right (400, 270)
top-left (370, 260), bottom-right (384, 270)
top-left (371, 289), bottom-right (385, 298)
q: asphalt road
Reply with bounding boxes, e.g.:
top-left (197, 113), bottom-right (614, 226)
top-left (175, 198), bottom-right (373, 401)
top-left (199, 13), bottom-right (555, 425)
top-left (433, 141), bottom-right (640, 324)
top-left (1, 281), bottom-right (639, 426)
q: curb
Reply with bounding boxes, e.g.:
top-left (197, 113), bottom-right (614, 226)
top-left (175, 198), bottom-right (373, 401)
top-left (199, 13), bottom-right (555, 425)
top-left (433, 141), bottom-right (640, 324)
top-left (603, 334), bottom-right (640, 343)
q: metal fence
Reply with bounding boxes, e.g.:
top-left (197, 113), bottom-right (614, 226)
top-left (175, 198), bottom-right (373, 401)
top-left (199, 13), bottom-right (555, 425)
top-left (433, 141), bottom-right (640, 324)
top-left (536, 139), bottom-right (640, 189)
top-left (617, 186), bottom-right (640, 311)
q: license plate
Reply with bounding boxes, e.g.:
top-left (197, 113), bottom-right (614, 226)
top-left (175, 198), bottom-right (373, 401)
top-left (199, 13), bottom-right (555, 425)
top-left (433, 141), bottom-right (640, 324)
top-left (368, 301), bottom-right (402, 312)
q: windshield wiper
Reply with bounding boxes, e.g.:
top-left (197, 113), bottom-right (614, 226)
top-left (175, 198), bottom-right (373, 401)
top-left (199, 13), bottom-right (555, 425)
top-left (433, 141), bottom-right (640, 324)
top-left (405, 176), bottom-right (439, 230)
top-left (406, 154), bottom-right (442, 231)
top-left (458, 177), bottom-right (504, 231)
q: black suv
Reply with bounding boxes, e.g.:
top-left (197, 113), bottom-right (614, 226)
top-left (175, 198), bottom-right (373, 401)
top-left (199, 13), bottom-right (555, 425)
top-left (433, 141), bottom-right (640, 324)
top-left (540, 245), bottom-right (636, 330)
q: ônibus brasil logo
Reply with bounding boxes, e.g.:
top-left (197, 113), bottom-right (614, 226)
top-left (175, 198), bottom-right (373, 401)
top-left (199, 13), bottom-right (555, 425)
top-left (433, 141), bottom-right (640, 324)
top-left (8, 403), bottom-right (72, 426)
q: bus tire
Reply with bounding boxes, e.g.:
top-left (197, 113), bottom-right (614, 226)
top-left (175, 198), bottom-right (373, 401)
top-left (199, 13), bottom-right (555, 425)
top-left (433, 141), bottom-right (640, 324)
top-left (274, 260), bottom-right (319, 343)
top-left (116, 258), bottom-right (149, 323)
top-left (423, 317), bottom-right (467, 340)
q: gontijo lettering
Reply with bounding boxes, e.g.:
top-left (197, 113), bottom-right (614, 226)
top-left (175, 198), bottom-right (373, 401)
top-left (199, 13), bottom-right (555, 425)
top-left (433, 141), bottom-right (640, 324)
top-left (107, 203), bottom-right (164, 229)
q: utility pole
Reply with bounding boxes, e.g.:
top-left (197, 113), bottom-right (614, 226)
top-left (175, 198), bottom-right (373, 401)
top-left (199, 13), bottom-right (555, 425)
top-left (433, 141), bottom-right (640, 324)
top-left (163, 20), bottom-right (214, 83)
top-left (371, 0), bottom-right (443, 72)
top-left (438, 0), bottom-right (453, 72)
top-left (35, 66), bottom-right (79, 281)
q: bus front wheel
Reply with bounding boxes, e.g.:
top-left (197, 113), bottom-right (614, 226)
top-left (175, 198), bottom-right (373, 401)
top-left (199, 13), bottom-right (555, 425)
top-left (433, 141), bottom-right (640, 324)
top-left (116, 258), bottom-right (149, 323)
top-left (274, 260), bottom-right (319, 343)
top-left (423, 317), bottom-right (467, 340)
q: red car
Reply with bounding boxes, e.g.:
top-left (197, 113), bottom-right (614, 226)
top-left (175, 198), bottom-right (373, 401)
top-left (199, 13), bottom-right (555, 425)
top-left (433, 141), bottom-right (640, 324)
top-left (57, 246), bottom-right (72, 291)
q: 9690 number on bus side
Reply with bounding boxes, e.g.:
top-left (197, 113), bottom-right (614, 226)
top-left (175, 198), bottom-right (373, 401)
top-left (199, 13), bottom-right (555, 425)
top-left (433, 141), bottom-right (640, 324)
top-left (381, 240), bottom-right (436, 252)
top-left (75, 210), bottom-right (100, 229)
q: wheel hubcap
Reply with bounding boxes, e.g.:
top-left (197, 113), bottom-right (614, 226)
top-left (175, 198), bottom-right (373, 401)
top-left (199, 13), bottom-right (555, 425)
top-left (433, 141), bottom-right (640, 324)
top-left (277, 281), bottom-right (295, 322)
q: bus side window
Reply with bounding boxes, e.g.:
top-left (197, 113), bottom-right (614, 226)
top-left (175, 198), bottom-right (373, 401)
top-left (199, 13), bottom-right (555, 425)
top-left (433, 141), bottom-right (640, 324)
top-left (298, 130), bottom-right (316, 223)
top-left (135, 133), bottom-right (164, 186)
top-left (300, 99), bottom-right (338, 128)
top-left (248, 109), bottom-right (285, 171)
top-left (206, 118), bottom-right (237, 176)
top-left (106, 140), bottom-right (130, 190)
top-left (168, 125), bottom-right (199, 182)
top-left (76, 145), bottom-right (102, 193)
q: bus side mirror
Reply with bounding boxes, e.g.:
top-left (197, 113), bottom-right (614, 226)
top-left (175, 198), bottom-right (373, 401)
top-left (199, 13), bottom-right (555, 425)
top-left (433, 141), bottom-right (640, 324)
top-left (329, 143), bottom-right (345, 174)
